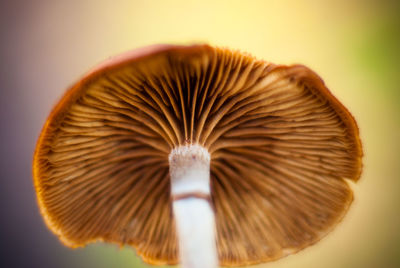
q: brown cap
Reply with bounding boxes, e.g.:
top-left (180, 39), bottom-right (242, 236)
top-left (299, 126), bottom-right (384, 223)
top-left (33, 44), bottom-right (363, 266)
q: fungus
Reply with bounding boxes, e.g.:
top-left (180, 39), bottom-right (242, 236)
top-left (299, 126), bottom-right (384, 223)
top-left (33, 44), bottom-right (363, 267)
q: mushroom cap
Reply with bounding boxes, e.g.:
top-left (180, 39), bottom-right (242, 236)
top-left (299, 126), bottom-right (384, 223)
top-left (33, 44), bottom-right (363, 266)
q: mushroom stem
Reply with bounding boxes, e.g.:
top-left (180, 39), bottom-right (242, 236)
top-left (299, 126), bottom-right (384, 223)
top-left (169, 145), bottom-right (217, 268)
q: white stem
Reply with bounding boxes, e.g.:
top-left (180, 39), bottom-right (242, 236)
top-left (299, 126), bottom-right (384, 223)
top-left (169, 145), bottom-right (217, 268)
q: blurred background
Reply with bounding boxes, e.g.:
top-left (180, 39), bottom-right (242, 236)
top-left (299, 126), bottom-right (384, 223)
top-left (1, 0), bottom-right (399, 267)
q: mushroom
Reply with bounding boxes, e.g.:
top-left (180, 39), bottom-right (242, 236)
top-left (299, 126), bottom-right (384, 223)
top-left (33, 44), bottom-right (363, 268)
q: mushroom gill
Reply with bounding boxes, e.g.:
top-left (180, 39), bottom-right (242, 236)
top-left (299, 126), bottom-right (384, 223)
top-left (33, 44), bottom-right (363, 266)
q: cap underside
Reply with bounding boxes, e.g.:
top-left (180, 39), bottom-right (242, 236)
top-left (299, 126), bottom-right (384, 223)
top-left (33, 44), bottom-right (362, 266)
